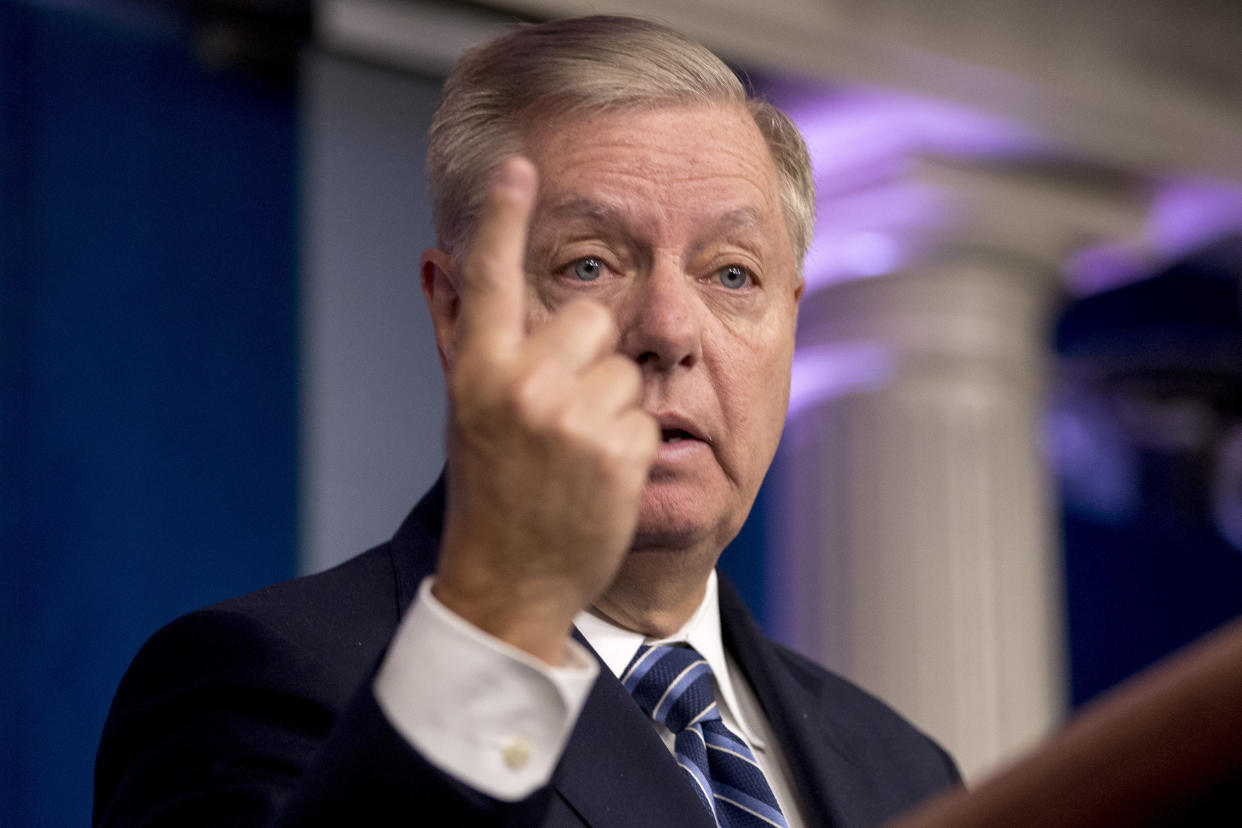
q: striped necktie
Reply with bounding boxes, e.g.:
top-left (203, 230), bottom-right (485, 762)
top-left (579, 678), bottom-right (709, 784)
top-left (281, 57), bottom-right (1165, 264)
top-left (622, 643), bottom-right (790, 828)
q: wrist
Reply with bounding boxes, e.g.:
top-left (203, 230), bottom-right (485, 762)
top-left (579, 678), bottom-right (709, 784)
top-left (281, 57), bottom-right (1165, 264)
top-left (431, 574), bottom-right (579, 666)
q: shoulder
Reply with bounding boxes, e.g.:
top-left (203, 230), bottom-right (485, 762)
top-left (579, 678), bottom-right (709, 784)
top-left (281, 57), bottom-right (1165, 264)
top-left (211, 542), bottom-right (405, 650)
top-left (767, 641), bottom-right (936, 746)
top-left (106, 479), bottom-right (444, 731)
top-left (768, 639), bottom-right (961, 783)
top-left (716, 577), bottom-right (960, 804)
top-left (110, 541), bottom-right (406, 726)
top-left (95, 542), bottom-right (409, 819)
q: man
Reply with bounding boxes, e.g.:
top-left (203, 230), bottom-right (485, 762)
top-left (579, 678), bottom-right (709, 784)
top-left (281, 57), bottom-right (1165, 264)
top-left (95, 16), bottom-right (959, 826)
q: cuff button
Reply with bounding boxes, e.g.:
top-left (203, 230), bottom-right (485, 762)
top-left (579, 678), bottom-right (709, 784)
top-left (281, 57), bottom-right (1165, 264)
top-left (502, 736), bottom-right (532, 770)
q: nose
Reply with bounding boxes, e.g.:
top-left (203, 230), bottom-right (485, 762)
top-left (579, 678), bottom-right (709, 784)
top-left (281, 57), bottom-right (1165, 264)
top-left (617, 258), bottom-right (703, 371)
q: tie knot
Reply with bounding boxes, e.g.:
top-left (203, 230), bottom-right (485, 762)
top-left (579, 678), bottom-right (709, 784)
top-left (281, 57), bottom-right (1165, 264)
top-left (622, 644), bottom-right (721, 733)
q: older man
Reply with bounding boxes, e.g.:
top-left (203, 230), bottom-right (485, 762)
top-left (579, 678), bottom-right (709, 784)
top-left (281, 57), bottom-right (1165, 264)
top-left (95, 16), bottom-right (958, 827)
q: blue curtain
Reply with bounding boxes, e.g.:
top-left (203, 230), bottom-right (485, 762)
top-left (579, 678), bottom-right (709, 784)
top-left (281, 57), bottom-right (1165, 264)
top-left (1, 3), bottom-right (297, 824)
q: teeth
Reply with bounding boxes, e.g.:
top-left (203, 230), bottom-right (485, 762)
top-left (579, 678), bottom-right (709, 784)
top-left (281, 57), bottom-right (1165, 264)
top-left (664, 435), bottom-right (682, 443)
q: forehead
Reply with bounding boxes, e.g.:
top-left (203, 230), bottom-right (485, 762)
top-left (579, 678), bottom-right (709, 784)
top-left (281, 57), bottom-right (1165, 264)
top-left (521, 103), bottom-right (788, 245)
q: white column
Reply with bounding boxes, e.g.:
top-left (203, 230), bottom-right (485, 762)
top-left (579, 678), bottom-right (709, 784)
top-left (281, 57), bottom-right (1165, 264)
top-left (773, 157), bottom-right (1147, 780)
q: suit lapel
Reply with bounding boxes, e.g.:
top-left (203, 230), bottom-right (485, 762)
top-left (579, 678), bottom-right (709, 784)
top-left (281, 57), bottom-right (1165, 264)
top-left (549, 631), bottom-right (718, 828)
top-left (718, 577), bottom-right (870, 828)
top-left (387, 474), bottom-right (446, 612)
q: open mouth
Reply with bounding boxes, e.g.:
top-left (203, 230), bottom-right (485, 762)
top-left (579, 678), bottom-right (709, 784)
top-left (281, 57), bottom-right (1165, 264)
top-left (652, 412), bottom-right (707, 449)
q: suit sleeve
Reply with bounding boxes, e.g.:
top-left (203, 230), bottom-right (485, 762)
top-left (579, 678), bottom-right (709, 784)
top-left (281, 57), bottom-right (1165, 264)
top-left (93, 607), bottom-right (554, 827)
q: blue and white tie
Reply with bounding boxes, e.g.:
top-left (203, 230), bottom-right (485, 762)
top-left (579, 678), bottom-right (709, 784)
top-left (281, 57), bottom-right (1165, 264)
top-left (622, 643), bottom-right (790, 828)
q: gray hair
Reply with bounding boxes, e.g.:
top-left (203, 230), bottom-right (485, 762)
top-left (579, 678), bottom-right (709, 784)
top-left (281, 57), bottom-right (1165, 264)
top-left (427, 15), bottom-right (815, 269)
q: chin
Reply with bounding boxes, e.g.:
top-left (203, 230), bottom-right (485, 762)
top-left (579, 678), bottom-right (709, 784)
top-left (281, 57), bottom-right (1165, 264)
top-left (630, 522), bottom-right (708, 552)
top-left (631, 487), bottom-right (730, 552)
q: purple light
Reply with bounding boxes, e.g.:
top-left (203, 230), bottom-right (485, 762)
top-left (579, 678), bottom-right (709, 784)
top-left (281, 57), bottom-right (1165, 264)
top-left (777, 90), bottom-right (1044, 292)
top-left (786, 92), bottom-right (1045, 182)
top-left (838, 231), bottom-right (901, 277)
top-left (1062, 178), bottom-right (1242, 295)
top-left (1062, 242), bottom-right (1148, 296)
top-left (802, 178), bottom-right (952, 288)
top-left (803, 228), bottom-right (910, 286)
top-left (1149, 179), bottom-right (1242, 259)
top-left (1042, 404), bottom-right (1138, 525)
top-left (777, 82), bottom-right (1242, 299)
top-left (787, 343), bottom-right (895, 420)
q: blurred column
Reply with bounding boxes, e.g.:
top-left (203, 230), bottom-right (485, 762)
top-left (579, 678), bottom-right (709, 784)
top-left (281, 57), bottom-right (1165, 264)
top-left (773, 156), bottom-right (1147, 779)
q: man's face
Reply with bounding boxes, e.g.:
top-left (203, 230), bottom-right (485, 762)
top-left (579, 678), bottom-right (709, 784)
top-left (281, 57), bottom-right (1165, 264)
top-left (521, 102), bottom-right (803, 554)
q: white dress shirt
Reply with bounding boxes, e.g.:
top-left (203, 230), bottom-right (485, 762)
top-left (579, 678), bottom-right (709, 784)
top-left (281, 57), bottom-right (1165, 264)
top-left (375, 572), bottom-right (806, 825)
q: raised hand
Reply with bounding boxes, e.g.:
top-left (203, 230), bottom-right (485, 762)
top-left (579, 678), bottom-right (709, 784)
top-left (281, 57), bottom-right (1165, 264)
top-left (430, 157), bottom-right (659, 664)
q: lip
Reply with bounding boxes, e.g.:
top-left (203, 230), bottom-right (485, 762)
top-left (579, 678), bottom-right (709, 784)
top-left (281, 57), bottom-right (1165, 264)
top-left (648, 410), bottom-right (709, 445)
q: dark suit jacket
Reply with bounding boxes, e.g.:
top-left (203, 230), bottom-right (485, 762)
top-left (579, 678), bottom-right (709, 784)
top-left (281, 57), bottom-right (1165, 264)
top-left (95, 480), bottom-right (960, 826)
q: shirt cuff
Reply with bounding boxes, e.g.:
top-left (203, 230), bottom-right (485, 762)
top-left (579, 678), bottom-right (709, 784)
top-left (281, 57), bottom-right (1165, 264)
top-left (374, 577), bottom-right (598, 801)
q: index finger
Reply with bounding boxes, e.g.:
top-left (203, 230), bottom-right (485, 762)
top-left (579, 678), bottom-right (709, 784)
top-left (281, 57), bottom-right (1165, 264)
top-left (457, 156), bottom-right (537, 359)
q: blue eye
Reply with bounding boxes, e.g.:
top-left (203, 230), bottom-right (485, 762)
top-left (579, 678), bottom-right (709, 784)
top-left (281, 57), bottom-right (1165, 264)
top-left (718, 265), bottom-right (750, 289)
top-left (571, 257), bottom-right (604, 281)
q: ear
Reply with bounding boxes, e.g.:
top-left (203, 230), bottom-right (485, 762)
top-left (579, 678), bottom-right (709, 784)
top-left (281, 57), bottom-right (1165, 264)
top-left (420, 248), bottom-right (460, 375)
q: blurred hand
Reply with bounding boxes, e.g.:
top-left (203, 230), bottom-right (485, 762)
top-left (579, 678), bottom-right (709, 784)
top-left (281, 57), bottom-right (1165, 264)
top-left (431, 157), bottom-right (659, 664)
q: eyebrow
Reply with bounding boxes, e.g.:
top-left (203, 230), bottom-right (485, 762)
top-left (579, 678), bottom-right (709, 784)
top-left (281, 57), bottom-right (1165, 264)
top-left (698, 205), bottom-right (765, 237)
top-left (536, 196), bottom-right (648, 235)
top-left (537, 196), bottom-right (767, 243)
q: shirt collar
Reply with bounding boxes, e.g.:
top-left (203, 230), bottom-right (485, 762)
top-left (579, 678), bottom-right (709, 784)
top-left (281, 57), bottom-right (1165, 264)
top-left (573, 570), bottom-right (766, 749)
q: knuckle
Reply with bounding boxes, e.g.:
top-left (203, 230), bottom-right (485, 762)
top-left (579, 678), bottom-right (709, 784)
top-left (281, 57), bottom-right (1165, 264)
top-left (502, 369), bottom-right (545, 421)
top-left (608, 414), bottom-right (658, 467)
top-left (554, 406), bottom-right (585, 444)
top-left (594, 434), bottom-right (631, 472)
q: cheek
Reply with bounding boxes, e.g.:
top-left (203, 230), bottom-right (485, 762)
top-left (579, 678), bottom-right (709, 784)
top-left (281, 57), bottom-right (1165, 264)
top-left (713, 337), bottom-right (792, 449)
top-left (714, 303), bottom-right (796, 386)
top-left (730, 331), bottom-right (795, 455)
